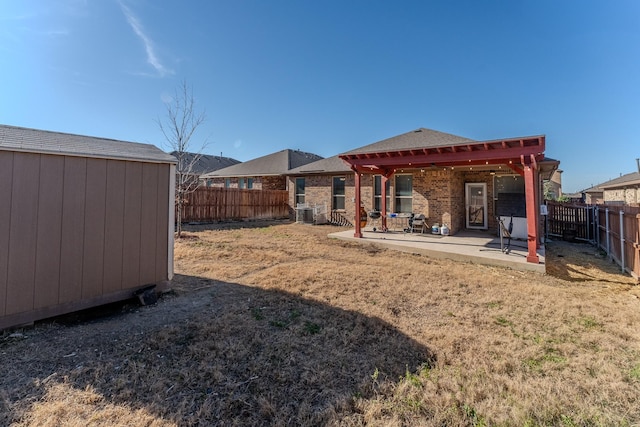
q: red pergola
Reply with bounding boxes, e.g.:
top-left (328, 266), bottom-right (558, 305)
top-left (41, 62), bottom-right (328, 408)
top-left (339, 136), bottom-right (546, 264)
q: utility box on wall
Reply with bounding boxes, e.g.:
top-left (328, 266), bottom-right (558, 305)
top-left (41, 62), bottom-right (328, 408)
top-left (0, 125), bottom-right (177, 330)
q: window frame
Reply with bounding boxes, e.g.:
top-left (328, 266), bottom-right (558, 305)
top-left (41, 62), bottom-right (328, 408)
top-left (332, 176), bottom-right (346, 211)
top-left (394, 174), bottom-right (413, 213)
top-left (295, 177), bottom-right (306, 205)
top-left (373, 175), bottom-right (391, 212)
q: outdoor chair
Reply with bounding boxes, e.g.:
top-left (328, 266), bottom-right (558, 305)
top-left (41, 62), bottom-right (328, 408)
top-left (410, 214), bottom-right (427, 234)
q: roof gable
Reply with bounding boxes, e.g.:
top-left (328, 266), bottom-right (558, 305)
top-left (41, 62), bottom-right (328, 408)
top-left (201, 149), bottom-right (323, 178)
top-left (341, 128), bottom-right (475, 155)
top-left (0, 124), bottom-right (175, 163)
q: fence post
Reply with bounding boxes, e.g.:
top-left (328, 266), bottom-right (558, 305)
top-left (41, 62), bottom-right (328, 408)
top-left (620, 210), bottom-right (625, 273)
top-left (594, 206), bottom-right (599, 246)
top-left (605, 208), bottom-right (610, 259)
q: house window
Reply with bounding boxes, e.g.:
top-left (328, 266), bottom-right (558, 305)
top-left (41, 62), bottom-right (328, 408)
top-left (374, 175), bottom-right (391, 212)
top-left (238, 178), bottom-right (245, 189)
top-left (495, 175), bottom-right (526, 217)
top-left (206, 179), bottom-right (212, 187)
top-left (332, 176), bottom-right (346, 210)
top-left (295, 178), bottom-right (305, 205)
top-left (225, 178), bottom-right (230, 188)
top-left (394, 174), bottom-right (413, 213)
top-left (247, 178), bottom-right (254, 189)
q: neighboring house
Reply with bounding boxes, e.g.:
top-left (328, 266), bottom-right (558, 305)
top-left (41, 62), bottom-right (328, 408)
top-left (562, 192), bottom-right (585, 203)
top-left (291, 127), bottom-right (558, 264)
top-left (0, 124), bottom-right (177, 330)
top-left (593, 172), bottom-right (640, 205)
top-left (582, 185), bottom-right (604, 204)
top-left (201, 149), bottom-right (323, 190)
top-left (169, 151), bottom-right (240, 186)
top-left (544, 169), bottom-right (563, 200)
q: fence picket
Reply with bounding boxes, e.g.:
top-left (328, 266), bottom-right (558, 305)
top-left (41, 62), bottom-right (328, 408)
top-left (547, 201), bottom-right (639, 280)
top-left (178, 187), bottom-right (289, 223)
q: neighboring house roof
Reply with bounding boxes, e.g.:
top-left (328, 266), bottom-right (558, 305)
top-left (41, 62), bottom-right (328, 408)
top-left (340, 128), bottom-right (476, 155)
top-left (170, 151), bottom-right (240, 175)
top-left (287, 155), bottom-right (352, 175)
top-left (582, 185), bottom-right (604, 194)
top-left (201, 149), bottom-right (323, 178)
top-left (597, 172), bottom-right (640, 189)
top-left (0, 124), bottom-right (176, 163)
top-left (563, 192), bottom-right (583, 199)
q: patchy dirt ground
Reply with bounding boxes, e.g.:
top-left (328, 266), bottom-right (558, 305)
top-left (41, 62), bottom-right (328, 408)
top-left (1, 221), bottom-right (639, 426)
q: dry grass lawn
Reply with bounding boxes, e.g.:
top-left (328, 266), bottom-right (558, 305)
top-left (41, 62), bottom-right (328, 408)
top-left (1, 221), bottom-right (640, 426)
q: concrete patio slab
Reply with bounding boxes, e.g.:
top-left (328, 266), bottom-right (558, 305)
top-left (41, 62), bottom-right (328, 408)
top-left (329, 228), bottom-right (546, 273)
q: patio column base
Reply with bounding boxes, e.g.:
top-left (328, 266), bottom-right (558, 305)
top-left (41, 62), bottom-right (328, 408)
top-left (354, 231), bottom-right (363, 238)
top-left (527, 254), bottom-right (540, 263)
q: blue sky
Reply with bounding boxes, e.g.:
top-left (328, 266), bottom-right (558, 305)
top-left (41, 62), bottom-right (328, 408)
top-left (1, 1), bottom-right (639, 193)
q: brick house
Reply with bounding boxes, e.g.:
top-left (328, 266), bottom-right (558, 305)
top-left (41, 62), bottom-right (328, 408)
top-left (289, 128), bottom-right (558, 264)
top-left (201, 149), bottom-right (322, 190)
top-left (590, 171), bottom-right (640, 206)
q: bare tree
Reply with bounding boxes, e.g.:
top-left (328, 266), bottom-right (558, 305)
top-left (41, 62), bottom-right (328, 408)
top-left (157, 80), bottom-right (207, 237)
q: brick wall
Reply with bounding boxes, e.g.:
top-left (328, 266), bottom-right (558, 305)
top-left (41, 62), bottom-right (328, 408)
top-left (604, 188), bottom-right (640, 205)
top-left (290, 170), bottom-right (499, 234)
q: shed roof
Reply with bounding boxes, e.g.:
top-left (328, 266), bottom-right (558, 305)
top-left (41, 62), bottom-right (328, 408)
top-left (0, 124), bottom-right (176, 163)
top-left (201, 149), bottom-right (323, 178)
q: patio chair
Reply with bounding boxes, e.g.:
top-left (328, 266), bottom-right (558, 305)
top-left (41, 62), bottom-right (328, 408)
top-left (410, 214), bottom-right (427, 234)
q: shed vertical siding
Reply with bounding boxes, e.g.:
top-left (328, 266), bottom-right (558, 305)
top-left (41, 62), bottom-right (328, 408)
top-left (140, 163), bottom-right (159, 285)
top-left (122, 161), bottom-right (143, 290)
top-left (6, 153), bottom-right (40, 315)
top-left (59, 157), bottom-right (87, 304)
top-left (156, 165), bottom-right (171, 280)
top-left (82, 158), bottom-right (108, 299)
top-left (103, 160), bottom-right (126, 294)
top-left (0, 152), bottom-right (14, 317)
top-left (0, 145), bottom-right (173, 330)
top-left (34, 155), bottom-right (64, 309)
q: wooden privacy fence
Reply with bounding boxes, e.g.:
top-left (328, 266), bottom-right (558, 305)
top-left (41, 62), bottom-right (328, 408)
top-left (595, 205), bottom-right (640, 280)
top-left (546, 201), bottom-right (640, 280)
top-left (179, 187), bottom-right (290, 223)
top-left (546, 201), bottom-right (596, 242)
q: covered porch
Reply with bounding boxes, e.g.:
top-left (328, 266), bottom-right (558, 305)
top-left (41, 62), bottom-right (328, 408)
top-left (329, 228), bottom-right (546, 273)
top-left (338, 133), bottom-right (549, 264)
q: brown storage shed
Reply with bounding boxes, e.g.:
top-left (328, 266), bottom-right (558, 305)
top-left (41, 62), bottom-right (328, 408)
top-left (0, 125), bottom-right (177, 330)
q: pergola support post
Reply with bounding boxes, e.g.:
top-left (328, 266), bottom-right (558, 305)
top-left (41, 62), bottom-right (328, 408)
top-left (354, 171), bottom-right (362, 238)
top-left (524, 164), bottom-right (539, 263)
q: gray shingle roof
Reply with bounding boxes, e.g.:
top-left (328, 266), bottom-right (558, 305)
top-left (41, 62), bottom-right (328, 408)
top-left (170, 151), bottom-right (240, 175)
top-left (340, 128), bottom-right (476, 155)
top-left (287, 155), bottom-right (352, 175)
top-left (0, 124), bottom-right (176, 163)
top-left (597, 172), bottom-right (640, 189)
top-left (201, 149), bottom-right (323, 178)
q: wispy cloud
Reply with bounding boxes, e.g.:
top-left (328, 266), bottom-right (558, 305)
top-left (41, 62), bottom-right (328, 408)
top-left (119, 1), bottom-right (172, 77)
